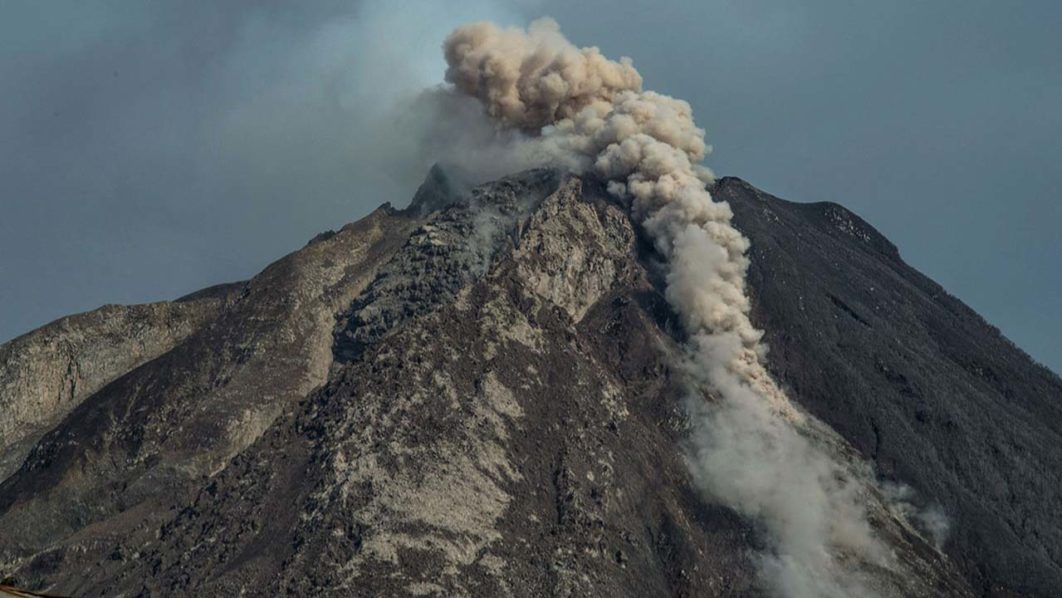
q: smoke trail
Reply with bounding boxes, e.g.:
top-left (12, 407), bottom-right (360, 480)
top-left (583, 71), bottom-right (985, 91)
top-left (442, 18), bottom-right (892, 596)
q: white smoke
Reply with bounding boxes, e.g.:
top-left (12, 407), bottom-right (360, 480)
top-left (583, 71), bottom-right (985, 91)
top-left (883, 482), bottom-right (951, 551)
top-left (441, 18), bottom-right (897, 597)
top-left (399, 89), bottom-right (552, 187)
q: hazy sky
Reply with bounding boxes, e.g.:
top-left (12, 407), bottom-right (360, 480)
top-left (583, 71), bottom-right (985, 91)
top-left (1, 1), bottom-right (1059, 373)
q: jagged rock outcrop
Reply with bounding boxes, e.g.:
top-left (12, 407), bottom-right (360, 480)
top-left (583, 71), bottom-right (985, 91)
top-left (0, 169), bottom-right (1057, 597)
top-left (333, 170), bottom-right (559, 362)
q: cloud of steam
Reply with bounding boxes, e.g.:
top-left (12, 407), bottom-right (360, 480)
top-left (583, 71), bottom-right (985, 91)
top-left (399, 89), bottom-right (552, 187)
top-left (441, 18), bottom-right (897, 596)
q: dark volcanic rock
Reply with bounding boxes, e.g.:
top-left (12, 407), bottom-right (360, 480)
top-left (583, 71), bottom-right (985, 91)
top-left (333, 169), bottom-right (560, 362)
top-left (718, 177), bottom-right (1062, 597)
top-left (0, 169), bottom-right (1054, 596)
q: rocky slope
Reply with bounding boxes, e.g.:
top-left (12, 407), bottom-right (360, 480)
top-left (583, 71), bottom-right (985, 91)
top-left (0, 286), bottom-right (239, 480)
top-left (0, 169), bottom-right (1057, 597)
top-left (719, 178), bottom-right (1062, 597)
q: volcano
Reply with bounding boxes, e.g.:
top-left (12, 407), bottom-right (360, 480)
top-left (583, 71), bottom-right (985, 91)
top-left (2, 169), bottom-right (1053, 598)
top-left (0, 169), bottom-right (1059, 597)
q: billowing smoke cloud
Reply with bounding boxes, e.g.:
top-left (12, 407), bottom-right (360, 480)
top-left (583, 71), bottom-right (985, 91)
top-left (443, 19), bottom-right (642, 129)
top-left (441, 18), bottom-right (896, 596)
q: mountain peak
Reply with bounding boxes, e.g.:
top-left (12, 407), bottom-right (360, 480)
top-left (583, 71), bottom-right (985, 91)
top-left (0, 170), bottom-right (1058, 596)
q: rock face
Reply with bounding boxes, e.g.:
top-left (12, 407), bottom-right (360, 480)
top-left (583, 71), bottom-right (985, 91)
top-left (0, 203), bottom-right (417, 588)
top-left (0, 169), bottom-right (1057, 597)
top-left (0, 286), bottom-right (240, 480)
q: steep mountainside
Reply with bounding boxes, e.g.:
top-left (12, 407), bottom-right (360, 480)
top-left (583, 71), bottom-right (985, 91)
top-left (0, 170), bottom-right (1057, 597)
top-left (719, 178), bottom-right (1062, 597)
top-left (0, 204), bottom-right (417, 586)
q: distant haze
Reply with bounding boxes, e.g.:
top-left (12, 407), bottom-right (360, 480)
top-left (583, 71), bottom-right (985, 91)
top-left (1, 0), bottom-right (1059, 374)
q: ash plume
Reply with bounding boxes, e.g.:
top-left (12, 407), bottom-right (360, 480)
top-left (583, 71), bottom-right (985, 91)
top-left (441, 18), bottom-right (896, 596)
top-left (444, 19), bottom-right (642, 130)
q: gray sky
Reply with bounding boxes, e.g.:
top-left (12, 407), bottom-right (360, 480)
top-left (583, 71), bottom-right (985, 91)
top-left (1, 1), bottom-right (1059, 373)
